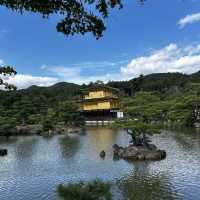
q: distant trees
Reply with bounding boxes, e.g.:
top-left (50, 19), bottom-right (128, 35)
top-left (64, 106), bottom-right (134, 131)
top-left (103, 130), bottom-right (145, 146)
top-left (108, 72), bottom-right (196, 96)
top-left (0, 116), bottom-right (17, 136)
top-left (122, 90), bottom-right (200, 126)
top-left (0, 84), bottom-right (84, 134)
top-left (57, 101), bottom-right (84, 126)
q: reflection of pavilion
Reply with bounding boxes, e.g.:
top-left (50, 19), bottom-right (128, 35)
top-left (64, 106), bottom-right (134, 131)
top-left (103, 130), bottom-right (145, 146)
top-left (80, 85), bottom-right (123, 124)
top-left (87, 128), bottom-right (115, 158)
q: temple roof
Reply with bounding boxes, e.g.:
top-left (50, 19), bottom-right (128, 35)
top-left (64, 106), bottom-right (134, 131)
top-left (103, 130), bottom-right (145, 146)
top-left (81, 84), bottom-right (120, 94)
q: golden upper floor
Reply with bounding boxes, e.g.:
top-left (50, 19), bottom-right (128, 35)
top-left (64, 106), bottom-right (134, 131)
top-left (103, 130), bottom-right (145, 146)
top-left (83, 85), bottom-right (119, 100)
top-left (82, 98), bottom-right (119, 111)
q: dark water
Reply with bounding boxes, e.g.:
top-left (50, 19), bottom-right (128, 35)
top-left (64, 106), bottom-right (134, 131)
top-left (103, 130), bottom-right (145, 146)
top-left (0, 127), bottom-right (200, 200)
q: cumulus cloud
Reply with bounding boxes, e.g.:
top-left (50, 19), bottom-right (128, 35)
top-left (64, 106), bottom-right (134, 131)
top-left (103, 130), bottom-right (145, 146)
top-left (178, 12), bottom-right (200, 28)
top-left (42, 43), bottom-right (200, 85)
top-left (3, 74), bottom-right (59, 89)
top-left (121, 43), bottom-right (200, 77)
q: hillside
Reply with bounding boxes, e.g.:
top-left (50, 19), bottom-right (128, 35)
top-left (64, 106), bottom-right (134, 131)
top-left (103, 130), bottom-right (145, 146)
top-left (107, 71), bottom-right (200, 96)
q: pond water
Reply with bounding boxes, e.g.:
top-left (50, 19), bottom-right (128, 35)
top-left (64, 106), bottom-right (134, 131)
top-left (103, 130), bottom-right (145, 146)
top-left (0, 127), bottom-right (200, 200)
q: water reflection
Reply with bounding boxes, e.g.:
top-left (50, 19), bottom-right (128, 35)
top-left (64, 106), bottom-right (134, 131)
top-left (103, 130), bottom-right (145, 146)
top-left (118, 170), bottom-right (177, 200)
top-left (0, 127), bottom-right (199, 200)
top-left (15, 137), bottom-right (38, 159)
top-left (0, 136), bottom-right (18, 145)
top-left (59, 135), bottom-right (80, 158)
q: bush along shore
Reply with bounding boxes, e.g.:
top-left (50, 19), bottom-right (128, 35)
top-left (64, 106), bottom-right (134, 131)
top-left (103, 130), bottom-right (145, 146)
top-left (0, 100), bottom-right (85, 136)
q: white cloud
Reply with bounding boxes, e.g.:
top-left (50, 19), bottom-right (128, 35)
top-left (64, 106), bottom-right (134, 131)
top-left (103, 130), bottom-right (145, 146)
top-left (41, 43), bottom-right (200, 84)
top-left (178, 12), bottom-right (200, 28)
top-left (121, 43), bottom-right (200, 77)
top-left (0, 59), bottom-right (4, 65)
top-left (3, 74), bottom-right (59, 89)
top-left (41, 65), bottom-right (123, 84)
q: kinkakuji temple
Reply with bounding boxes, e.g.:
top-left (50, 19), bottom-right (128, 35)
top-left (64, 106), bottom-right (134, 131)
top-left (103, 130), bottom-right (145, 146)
top-left (80, 85), bottom-right (123, 121)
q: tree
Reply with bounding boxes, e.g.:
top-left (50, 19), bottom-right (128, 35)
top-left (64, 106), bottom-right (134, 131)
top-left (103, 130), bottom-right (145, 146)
top-left (113, 120), bottom-right (160, 148)
top-left (0, 65), bottom-right (17, 90)
top-left (57, 180), bottom-right (112, 200)
top-left (57, 101), bottom-right (84, 126)
top-left (0, 0), bottom-right (145, 39)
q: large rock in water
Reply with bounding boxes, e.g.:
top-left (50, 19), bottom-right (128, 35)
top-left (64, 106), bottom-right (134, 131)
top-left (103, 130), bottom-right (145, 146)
top-left (113, 144), bottom-right (166, 161)
top-left (0, 149), bottom-right (8, 156)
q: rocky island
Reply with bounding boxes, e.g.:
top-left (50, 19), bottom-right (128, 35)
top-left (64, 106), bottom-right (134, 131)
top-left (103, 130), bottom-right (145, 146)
top-left (113, 144), bottom-right (166, 161)
top-left (112, 120), bottom-right (167, 161)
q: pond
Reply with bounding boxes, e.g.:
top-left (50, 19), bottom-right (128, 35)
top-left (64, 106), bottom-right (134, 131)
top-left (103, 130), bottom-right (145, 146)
top-left (0, 127), bottom-right (200, 200)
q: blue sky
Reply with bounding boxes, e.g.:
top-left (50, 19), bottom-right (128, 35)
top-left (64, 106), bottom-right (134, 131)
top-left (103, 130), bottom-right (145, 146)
top-left (1, 0), bottom-right (200, 88)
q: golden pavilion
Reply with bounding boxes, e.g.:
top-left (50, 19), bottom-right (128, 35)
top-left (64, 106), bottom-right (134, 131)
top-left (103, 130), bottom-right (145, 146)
top-left (81, 85), bottom-right (123, 120)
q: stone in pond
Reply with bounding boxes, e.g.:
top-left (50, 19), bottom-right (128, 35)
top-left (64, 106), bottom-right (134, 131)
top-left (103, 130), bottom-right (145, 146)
top-left (0, 149), bottom-right (8, 156)
top-left (100, 150), bottom-right (106, 158)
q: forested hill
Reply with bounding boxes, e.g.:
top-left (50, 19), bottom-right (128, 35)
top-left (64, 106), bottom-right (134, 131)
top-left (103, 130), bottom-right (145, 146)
top-left (107, 71), bottom-right (200, 95)
top-left (0, 71), bottom-right (200, 104)
top-left (0, 82), bottom-right (81, 107)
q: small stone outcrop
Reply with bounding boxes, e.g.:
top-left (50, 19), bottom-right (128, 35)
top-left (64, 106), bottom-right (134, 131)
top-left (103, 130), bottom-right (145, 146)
top-left (99, 150), bottom-right (106, 158)
top-left (113, 144), bottom-right (166, 161)
top-left (0, 149), bottom-right (8, 156)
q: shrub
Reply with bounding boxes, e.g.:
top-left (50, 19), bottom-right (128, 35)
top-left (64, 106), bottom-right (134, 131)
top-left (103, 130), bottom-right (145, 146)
top-left (57, 180), bottom-right (112, 200)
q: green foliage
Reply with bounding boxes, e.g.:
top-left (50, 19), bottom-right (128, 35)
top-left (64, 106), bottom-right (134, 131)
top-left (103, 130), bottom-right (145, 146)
top-left (0, 83), bottom-right (84, 133)
top-left (27, 114), bottom-right (42, 124)
top-left (0, 116), bottom-right (17, 135)
top-left (108, 71), bottom-right (200, 96)
top-left (119, 120), bottom-right (160, 134)
top-left (113, 119), bottom-right (160, 146)
top-left (57, 180), bottom-right (112, 200)
top-left (58, 101), bottom-right (80, 124)
top-left (42, 118), bottom-right (54, 131)
top-left (122, 86), bottom-right (200, 126)
top-left (123, 91), bottom-right (163, 122)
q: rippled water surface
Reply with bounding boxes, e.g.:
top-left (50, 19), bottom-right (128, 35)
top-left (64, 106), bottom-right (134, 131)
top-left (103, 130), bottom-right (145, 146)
top-left (0, 127), bottom-right (200, 200)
